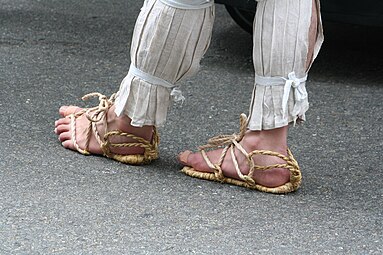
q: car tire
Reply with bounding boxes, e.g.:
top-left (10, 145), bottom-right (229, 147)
top-left (225, 5), bottom-right (256, 34)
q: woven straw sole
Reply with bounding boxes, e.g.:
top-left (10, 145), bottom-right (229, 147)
top-left (181, 165), bottom-right (302, 194)
top-left (109, 152), bottom-right (158, 165)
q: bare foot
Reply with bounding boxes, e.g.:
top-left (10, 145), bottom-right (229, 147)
top-left (54, 103), bottom-right (154, 156)
top-left (179, 127), bottom-right (291, 188)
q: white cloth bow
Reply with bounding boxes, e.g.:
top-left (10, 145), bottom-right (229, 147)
top-left (282, 72), bottom-right (308, 115)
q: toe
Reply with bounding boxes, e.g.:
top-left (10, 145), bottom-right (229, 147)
top-left (55, 117), bottom-right (71, 127)
top-left (59, 105), bottom-right (82, 117)
top-left (178, 150), bottom-right (192, 165)
top-left (179, 151), bottom-right (213, 173)
top-left (59, 131), bottom-right (71, 142)
top-left (59, 106), bottom-right (68, 117)
top-left (55, 123), bottom-right (70, 135)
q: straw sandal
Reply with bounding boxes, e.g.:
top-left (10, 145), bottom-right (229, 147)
top-left (181, 114), bottom-right (302, 194)
top-left (67, 92), bottom-right (159, 165)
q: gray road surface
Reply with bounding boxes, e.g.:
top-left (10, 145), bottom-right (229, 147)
top-left (1, 0), bottom-right (382, 254)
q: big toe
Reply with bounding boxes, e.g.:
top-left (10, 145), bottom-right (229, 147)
top-left (178, 150), bottom-right (212, 173)
top-left (59, 105), bottom-right (83, 117)
top-left (178, 150), bottom-right (192, 165)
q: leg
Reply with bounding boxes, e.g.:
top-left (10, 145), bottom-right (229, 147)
top-left (179, 0), bottom-right (323, 191)
top-left (55, 0), bottom-right (215, 163)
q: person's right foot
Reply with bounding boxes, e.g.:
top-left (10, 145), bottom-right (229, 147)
top-left (54, 104), bottom-right (155, 156)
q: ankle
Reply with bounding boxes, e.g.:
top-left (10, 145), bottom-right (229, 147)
top-left (117, 116), bottom-right (154, 141)
top-left (243, 126), bottom-right (288, 153)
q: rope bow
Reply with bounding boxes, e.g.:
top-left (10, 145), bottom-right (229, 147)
top-left (77, 92), bottom-right (116, 123)
top-left (199, 114), bottom-right (248, 150)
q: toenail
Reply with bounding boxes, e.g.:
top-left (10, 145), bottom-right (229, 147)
top-left (178, 150), bottom-right (192, 165)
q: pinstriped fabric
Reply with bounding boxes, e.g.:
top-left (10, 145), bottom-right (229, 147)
top-left (114, 0), bottom-right (214, 127)
top-left (159, 0), bottom-right (214, 9)
top-left (114, 0), bottom-right (323, 130)
top-left (248, 0), bottom-right (324, 130)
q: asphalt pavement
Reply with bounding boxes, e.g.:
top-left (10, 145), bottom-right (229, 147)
top-left (1, 0), bottom-right (382, 254)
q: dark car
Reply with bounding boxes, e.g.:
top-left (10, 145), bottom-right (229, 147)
top-left (215, 0), bottom-right (383, 33)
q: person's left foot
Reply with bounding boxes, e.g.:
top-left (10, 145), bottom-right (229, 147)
top-left (178, 128), bottom-right (291, 188)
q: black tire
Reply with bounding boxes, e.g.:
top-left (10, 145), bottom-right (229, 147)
top-left (225, 5), bottom-right (256, 34)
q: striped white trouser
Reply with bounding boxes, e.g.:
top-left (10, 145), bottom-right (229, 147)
top-left (114, 0), bottom-right (324, 130)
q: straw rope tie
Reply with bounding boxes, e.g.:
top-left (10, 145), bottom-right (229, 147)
top-left (83, 93), bottom-right (115, 121)
top-left (70, 92), bottom-right (115, 155)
